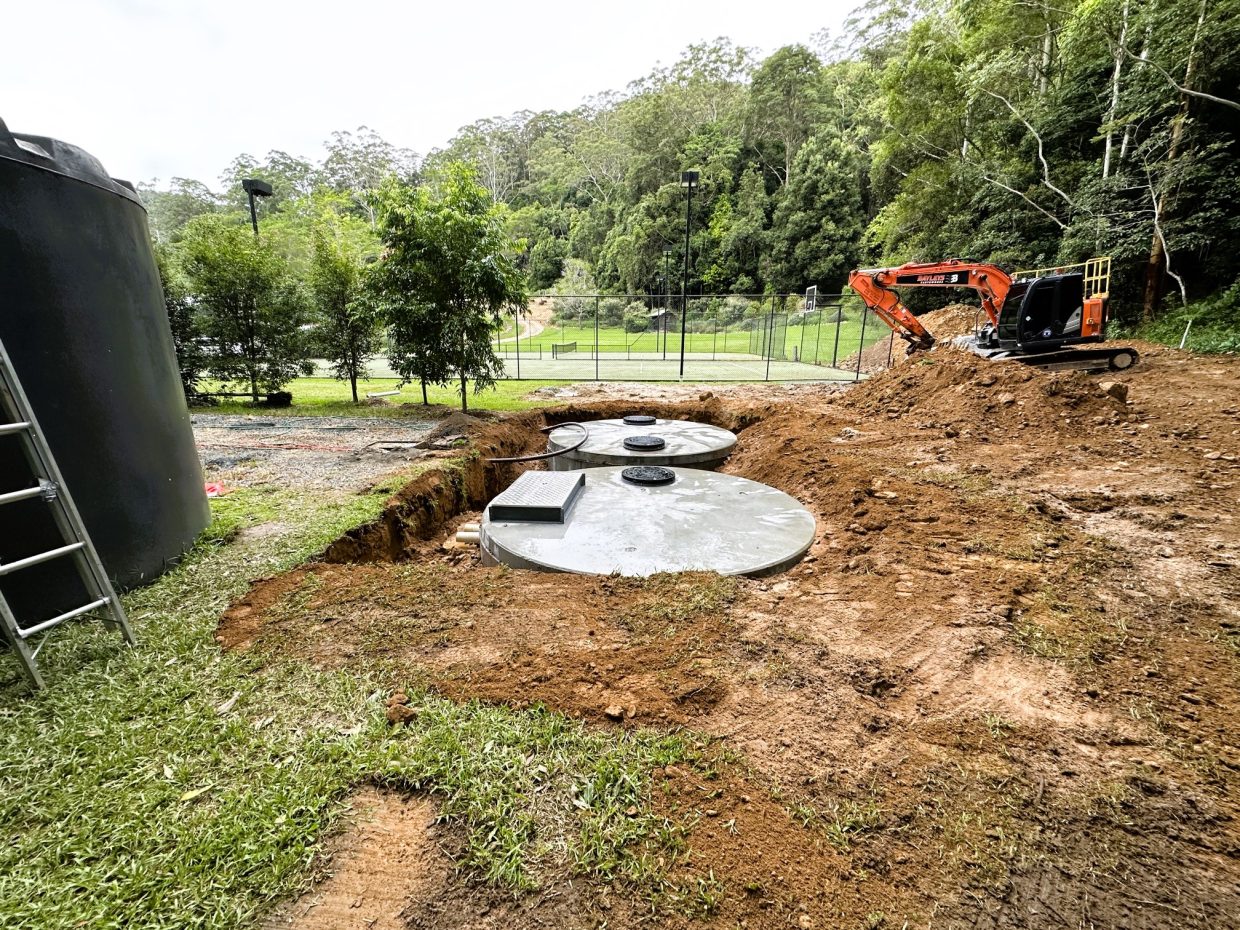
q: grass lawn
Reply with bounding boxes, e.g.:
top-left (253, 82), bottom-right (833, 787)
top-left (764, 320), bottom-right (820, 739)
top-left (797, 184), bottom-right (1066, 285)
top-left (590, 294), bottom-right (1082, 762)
top-left (508, 317), bottom-right (890, 363)
top-left (202, 377), bottom-right (570, 417)
top-left (0, 467), bottom-right (710, 929)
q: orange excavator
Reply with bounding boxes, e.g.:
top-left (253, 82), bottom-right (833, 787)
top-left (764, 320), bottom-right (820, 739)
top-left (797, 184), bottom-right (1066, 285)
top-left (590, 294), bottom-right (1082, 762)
top-left (847, 258), bottom-right (1139, 371)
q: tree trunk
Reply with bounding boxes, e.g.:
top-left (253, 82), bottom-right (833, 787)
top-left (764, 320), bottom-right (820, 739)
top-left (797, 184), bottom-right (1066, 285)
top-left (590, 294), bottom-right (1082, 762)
top-left (349, 346), bottom-right (359, 403)
top-left (1121, 25), bottom-right (1153, 163)
top-left (250, 374), bottom-right (259, 404)
top-left (1142, 236), bottom-right (1168, 323)
top-left (459, 372), bottom-right (468, 413)
top-left (1141, 0), bottom-right (1207, 320)
top-left (421, 377), bottom-right (429, 406)
top-left (1102, 0), bottom-right (1130, 179)
top-left (1039, 0), bottom-right (1053, 96)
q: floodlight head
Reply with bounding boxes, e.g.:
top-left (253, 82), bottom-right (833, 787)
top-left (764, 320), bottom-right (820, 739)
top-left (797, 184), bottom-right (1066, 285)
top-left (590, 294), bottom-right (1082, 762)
top-left (242, 178), bottom-right (273, 198)
top-left (663, 249), bottom-right (674, 256)
top-left (681, 170), bottom-right (699, 186)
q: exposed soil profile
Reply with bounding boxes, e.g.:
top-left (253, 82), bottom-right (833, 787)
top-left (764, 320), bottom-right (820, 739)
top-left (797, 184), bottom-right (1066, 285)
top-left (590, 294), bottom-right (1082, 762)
top-left (221, 346), bottom-right (1240, 929)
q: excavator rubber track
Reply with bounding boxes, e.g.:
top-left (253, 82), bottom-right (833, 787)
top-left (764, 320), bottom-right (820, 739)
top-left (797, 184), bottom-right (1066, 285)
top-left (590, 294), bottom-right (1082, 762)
top-left (954, 336), bottom-right (1139, 373)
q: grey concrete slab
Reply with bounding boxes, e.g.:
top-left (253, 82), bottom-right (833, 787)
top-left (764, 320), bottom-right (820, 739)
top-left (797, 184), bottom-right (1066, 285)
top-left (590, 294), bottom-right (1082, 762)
top-left (547, 417), bottom-right (737, 470)
top-left (480, 466), bottom-right (816, 578)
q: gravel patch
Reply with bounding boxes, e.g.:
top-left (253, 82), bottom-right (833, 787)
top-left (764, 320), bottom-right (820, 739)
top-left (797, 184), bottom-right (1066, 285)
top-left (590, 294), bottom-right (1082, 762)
top-left (193, 415), bottom-right (438, 491)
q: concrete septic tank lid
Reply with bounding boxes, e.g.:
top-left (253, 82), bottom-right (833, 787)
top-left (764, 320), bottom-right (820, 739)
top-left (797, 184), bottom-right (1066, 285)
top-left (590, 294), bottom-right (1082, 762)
top-left (480, 466), bottom-right (816, 577)
top-left (546, 417), bottom-right (737, 468)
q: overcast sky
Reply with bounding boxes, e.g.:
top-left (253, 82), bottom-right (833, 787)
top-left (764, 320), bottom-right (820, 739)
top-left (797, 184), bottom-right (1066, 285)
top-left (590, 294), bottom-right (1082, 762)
top-left (4, 0), bottom-right (855, 190)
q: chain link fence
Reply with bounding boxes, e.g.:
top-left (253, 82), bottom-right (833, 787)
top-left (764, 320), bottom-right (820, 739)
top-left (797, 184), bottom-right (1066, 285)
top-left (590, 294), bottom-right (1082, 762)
top-left (493, 293), bottom-right (899, 381)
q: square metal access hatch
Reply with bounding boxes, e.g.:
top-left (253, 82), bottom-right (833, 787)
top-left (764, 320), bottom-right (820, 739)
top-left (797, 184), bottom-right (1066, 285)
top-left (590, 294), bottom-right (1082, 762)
top-left (487, 471), bottom-right (586, 523)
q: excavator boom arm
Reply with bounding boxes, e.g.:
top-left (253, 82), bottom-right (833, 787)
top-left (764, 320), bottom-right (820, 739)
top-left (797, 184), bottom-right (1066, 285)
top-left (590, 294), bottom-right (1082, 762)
top-left (847, 260), bottom-right (1014, 352)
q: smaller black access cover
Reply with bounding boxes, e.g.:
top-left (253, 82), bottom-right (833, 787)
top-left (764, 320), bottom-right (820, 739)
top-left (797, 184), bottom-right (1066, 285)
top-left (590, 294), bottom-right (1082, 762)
top-left (621, 465), bottom-right (676, 486)
top-left (623, 435), bottom-right (666, 452)
top-left (622, 414), bottom-right (657, 425)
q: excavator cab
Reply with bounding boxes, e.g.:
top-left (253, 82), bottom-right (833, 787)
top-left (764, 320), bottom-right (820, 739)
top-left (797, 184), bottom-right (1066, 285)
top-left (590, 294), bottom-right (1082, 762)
top-left (995, 272), bottom-right (1100, 351)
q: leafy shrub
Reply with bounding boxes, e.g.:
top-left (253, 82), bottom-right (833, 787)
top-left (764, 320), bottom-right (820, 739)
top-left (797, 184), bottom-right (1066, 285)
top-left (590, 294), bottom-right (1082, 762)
top-left (1121, 283), bottom-right (1240, 354)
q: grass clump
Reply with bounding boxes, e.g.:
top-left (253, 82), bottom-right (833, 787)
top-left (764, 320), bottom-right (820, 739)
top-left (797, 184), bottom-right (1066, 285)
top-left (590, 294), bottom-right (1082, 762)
top-left (0, 481), bottom-right (711, 929)
top-left (200, 376), bottom-right (564, 416)
top-left (370, 696), bottom-right (699, 890)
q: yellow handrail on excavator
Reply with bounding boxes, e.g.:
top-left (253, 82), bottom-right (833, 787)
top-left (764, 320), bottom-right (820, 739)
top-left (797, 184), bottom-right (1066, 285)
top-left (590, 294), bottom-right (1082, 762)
top-left (1015, 257), bottom-right (1111, 300)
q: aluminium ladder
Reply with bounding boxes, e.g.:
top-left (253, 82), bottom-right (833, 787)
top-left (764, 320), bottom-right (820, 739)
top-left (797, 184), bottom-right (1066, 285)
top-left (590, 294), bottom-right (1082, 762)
top-left (0, 337), bottom-right (134, 689)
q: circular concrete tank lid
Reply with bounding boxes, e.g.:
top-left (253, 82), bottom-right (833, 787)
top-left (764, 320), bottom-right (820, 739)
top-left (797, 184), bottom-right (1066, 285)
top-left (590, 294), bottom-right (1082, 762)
top-left (623, 435), bottom-right (666, 452)
top-left (547, 418), bottom-right (737, 466)
top-left (481, 466), bottom-right (815, 577)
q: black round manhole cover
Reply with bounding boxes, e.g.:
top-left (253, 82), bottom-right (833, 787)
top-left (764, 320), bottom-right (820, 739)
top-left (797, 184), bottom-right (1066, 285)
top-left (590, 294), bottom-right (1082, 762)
top-left (621, 465), bottom-right (676, 486)
top-left (622, 414), bottom-right (656, 425)
top-left (623, 435), bottom-right (667, 451)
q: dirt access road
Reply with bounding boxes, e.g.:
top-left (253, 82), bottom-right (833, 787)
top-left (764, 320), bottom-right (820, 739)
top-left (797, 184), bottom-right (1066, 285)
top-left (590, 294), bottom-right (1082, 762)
top-left (223, 343), bottom-right (1240, 929)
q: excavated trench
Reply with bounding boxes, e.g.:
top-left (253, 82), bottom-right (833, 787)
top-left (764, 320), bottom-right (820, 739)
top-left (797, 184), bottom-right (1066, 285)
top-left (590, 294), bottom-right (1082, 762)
top-left (321, 399), bottom-right (769, 565)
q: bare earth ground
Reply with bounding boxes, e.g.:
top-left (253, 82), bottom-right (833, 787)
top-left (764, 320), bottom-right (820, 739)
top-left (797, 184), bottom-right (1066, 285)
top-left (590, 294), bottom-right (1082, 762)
top-left (217, 339), bottom-right (1240, 929)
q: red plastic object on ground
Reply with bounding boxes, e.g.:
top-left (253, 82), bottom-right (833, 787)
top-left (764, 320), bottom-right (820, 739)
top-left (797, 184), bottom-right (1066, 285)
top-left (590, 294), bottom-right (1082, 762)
top-left (204, 482), bottom-right (229, 498)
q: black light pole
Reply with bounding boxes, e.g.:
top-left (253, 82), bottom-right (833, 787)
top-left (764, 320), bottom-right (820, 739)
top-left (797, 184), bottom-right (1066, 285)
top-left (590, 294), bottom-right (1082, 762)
top-left (242, 178), bottom-right (273, 235)
top-left (663, 248), bottom-right (673, 358)
top-left (678, 171), bottom-right (699, 378)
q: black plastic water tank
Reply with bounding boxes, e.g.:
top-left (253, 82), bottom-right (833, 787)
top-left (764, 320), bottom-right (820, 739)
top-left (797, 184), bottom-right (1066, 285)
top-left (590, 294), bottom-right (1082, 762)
top-left (0, 118), bottom-right (209, 624)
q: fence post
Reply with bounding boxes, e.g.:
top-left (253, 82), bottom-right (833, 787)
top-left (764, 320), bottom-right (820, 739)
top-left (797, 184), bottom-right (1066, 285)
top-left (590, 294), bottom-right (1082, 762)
top-left (595, 296), bottom-right (600, 382)
top-left (799, 304), bottom-right (808, 365)
top-left (765, 295), bottom-right (776, 381)
top-left (855, 306), bottom-right (869, 382)
top-left (662, 294), bottom-right (668, 361)
top-left (813, 306), bottom-right (824, 367)
top-left (831, 306), bottom-right (843, 368)
top-left (514, 308), bottom-right (521, 380)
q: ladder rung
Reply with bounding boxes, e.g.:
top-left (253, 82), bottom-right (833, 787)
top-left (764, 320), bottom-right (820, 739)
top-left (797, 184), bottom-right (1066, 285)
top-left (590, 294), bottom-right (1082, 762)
top-left (0, 421), bottom-right (31, 436)
top-left (0, 541), bottom-right (86, 576)
top-left (16, 597), bottom-right (110, 639)
top-left (0, 485), bottom-right (45, 506)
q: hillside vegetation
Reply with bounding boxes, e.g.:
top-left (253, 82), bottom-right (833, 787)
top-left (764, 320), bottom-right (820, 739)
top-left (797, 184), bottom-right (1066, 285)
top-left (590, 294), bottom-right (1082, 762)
top-left (143, 0), bottom-right (1240, 332)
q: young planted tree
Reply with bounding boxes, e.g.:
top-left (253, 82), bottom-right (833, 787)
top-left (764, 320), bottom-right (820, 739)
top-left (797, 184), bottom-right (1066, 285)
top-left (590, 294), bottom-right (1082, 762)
top-left (180, 217), bottom-right (312, 402)
top-left (370, 164), bottom-right (527, 412)
top-left (309, 223), bottom-right (381, 403)
top-left (154, 243), bottom-right (208, 403)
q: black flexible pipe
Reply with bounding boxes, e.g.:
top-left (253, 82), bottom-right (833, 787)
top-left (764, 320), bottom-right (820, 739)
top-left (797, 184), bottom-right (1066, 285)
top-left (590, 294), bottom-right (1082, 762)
top-left (486, 422), bottom-right (589, 464)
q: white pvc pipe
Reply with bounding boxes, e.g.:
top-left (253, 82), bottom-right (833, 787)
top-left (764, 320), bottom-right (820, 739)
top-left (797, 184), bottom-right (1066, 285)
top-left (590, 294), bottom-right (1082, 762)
top-left (459, 522), bottom-right (480, 532)
top-left (455, 530), bottom-right (481, 544)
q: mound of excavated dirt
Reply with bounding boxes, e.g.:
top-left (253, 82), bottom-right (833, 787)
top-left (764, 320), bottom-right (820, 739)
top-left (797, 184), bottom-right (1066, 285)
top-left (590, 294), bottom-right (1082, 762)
top-left (921, 301), bottom-right (988, 340)
top-left (845, 303), bottom-right (987, 372)
top-left (218, 346), bottom-right (1240, 930)
top-left (841, 346), bottom-right (1127, 439)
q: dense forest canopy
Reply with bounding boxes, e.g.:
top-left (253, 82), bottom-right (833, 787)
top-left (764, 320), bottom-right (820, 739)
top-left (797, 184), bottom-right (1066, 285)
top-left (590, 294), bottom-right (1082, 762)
top-left (143, 0), bottom-right (1240, 323)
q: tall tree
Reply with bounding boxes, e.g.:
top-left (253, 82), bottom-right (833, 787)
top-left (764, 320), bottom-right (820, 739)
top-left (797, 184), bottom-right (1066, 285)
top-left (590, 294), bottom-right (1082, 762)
top-left (154, 243), bottom-right (207, 402)
top-left (371, 165), bottom-right (527, 412)
top-left (309, 221), bottom-right (381, 403)
top-left (746, 45), bottom-right (825, 184)
top-left (323, 127), bottom-right (420, 224)
top-left (180, 217), bottom-right (312, 402)
top-left (139, 178), bottom-right (218, 243)
top-left (768, 128), bottom-right (865, 291)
